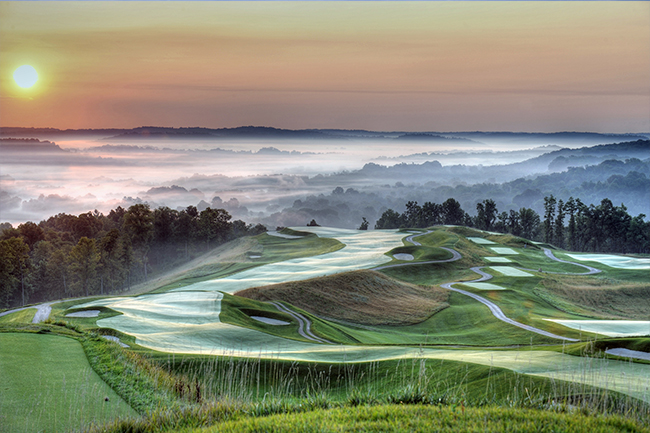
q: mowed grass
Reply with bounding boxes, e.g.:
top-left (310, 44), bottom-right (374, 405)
top-left (0, 333), bottom-right (136, 433)
top-left (146, 232), bottom-right (344, 294)
top-left (192, 404), bottom-right (650, 433)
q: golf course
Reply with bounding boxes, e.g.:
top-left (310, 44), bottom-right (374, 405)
top-left (1, 226), bottom-right (649, 432)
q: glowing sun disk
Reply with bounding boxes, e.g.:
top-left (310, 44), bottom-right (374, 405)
top-left (14, 65), bottom-right (38, 88)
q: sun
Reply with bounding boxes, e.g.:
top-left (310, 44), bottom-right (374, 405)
top-left (14, 65), bottom-right (38, 88)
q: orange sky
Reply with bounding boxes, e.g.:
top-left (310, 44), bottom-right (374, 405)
top-left (1, 2), bottom-right (649, 132)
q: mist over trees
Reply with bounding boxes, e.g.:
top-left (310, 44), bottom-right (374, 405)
top-left (0, 205), bottom-right (266, 308)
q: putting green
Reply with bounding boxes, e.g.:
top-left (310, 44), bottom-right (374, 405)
top-left (483, 257), bottom-right (511, 263)
top-left (0, 333), bottom-right (136, 433)
top-left (490, 247), bottom-right (519, 255)
top-left (467, 237), bottom-right (496, 245)
top-left (489, 266), bottom-right (533, 277)
top-left (461, 282), bottom-right (507, 291)
top-left (566, 253), bottom-right (650, 270)
top-left (545, 319), bottom-right (650, 337)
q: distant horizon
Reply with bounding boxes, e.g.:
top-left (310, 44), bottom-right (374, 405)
top-left (2, 125), bottom-right (649, 135)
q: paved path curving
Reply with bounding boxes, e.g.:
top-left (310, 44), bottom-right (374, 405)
top-left (375, 232), bottom-right (592, 342)
top-left (442, 269), bottom-right (579, 342)
top-left (271, 301), bottom-right (334, 344)
top-left (375, 231), bottom-right (461, 271)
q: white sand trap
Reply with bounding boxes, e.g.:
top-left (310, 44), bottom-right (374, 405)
top-left (267, 231), bottom-right (304, 239)
top-left (566, 253), bottom-right (650, 270)
top-left (66, 310), bottom-right (100, 318)
top-left (484, 257), bottom-right (511, 263)
top-left (606, 348), bottom-right (650, 361)
top-left (545, 319), bottom-right (650, 337)
top-left (462, 282), bottom-right (507, 291)
top-left (75, 228), bottom-right (406, 353)
top-left (249, 255), bottom-right (261, 259)
top-left (102, 335), bottom-right (129, 348)
top-left (468, 237), bottom-right (496, 245)
top-left (393, 253), bottom-right (414, 261)
top-left (489, 266), bottom-right (533, 277)
top-left (251, 316), bottom-right (290, 326)
top-left (490, 247), bottom-right (518, 255)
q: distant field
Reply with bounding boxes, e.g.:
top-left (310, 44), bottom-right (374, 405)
top-left (0, 333), bottom-right (136, 433)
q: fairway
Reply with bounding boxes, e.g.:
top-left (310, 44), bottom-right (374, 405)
top-left (566, 253), bottom-right (650, 270)
top-left (467, 237), bottom-right (496, 244)
top-left (488, 266), bottom-right (534, 277)
top-left (483, 257), bottom-right (511, 263)
top-left (461, 282), bottom-right (507, 290)
top-left (545, 319), bottom-right (650, 337)
top-left (490, 247), bottom-right (519, 254)
top-left (0, 333), bottom-right (136, 433)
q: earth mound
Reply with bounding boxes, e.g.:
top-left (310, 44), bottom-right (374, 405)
top-left (237, 270), bottom-right (448, 326)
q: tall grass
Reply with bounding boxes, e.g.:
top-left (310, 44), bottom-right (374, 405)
top-left (84, 341), bottom-right (650, 432)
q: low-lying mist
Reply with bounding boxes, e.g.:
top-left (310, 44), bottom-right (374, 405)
top-left (1, 132), bottom-right (648, 227)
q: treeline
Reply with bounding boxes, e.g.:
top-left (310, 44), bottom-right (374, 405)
top-left (374, 196), bottom-right (650, 254)
top-left (0, 204), bottom-right (267, 308)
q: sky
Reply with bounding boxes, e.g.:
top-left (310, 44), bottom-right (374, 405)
top-left (1, 1), bottom-right (649, 132)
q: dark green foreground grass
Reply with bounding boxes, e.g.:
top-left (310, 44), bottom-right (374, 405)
top-left (0, 333), bottom-right (136, 433)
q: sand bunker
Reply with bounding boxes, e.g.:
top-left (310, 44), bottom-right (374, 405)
top-left (489, 266), bottom-right (533, 277)
top-left (484, 257), bottom-right (511, 263)
top-left (249, 255), bottom-right (261, 259)
top-left (468, 237), bottom-right (496, 245)
top-left (606, 348), bottom-right (650, 361)
top-left (566, 253), bottom-right (650, 270)
top-left (490, 247), bottom-right (519, 255)
top-left (267, 231), bottom-right (304, 239)
top-left (65, 310), bottom-right (101, 318)
top-left (545, 319), bottom-right (650, 337)
top-left (102, 335), bottom-right (129, 348)
top-left (393, 253), bottom-right (414, 261)
top-left (251, 316), bottom-right (290, 326)
top-left (462, 282), bottom-right (507, 291)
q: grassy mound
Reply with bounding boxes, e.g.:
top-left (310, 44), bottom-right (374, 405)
top-left (237, 270), bottom-right (448, 326)
top-left (194, 404), bottom-right (649, 433)
top-left (540, 275), bottom-right (650, 320)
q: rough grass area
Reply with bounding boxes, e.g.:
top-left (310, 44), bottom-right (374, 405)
top-left (0, 308), bottom-right (36, 324)
top-left (0, 333), bottom-right (136, 433)
top-left (540, 275), bottom-right (650, 320)
top-left (195, 404), bottom-right (650, 433)
top-left (237, 270), bottom-right (449, 326)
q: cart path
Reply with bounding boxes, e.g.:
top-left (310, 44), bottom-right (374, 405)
top-left (442, 268), bottom-right (579, 342)
top-left (375, 231), bottom-right (461, 271)
top-left (271, 301), bottom-right (334, 345)
top-left (516, 248), bottom-right (602, 275)
top-left (375, 232), bottom-right (590, 342)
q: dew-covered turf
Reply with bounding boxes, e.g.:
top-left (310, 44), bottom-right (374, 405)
top-left (483, 257), bottom-right (511, 263)
top-left (65, 227), bottom-right (650, 405)
top-left (488, 266), bottom-right (534, 277)
top-left (545, 319), bottom-right (650, 337)
top-left (461, 282), bottom-right (507, 291)
top-left (566, 254), bottom-right (650, 270)
top-left (490, 247), bottom-right (519, 254)
top-left (0, 333), bottom-right (136, 433)
top-left (467, 237), bottom-right (496, 244)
